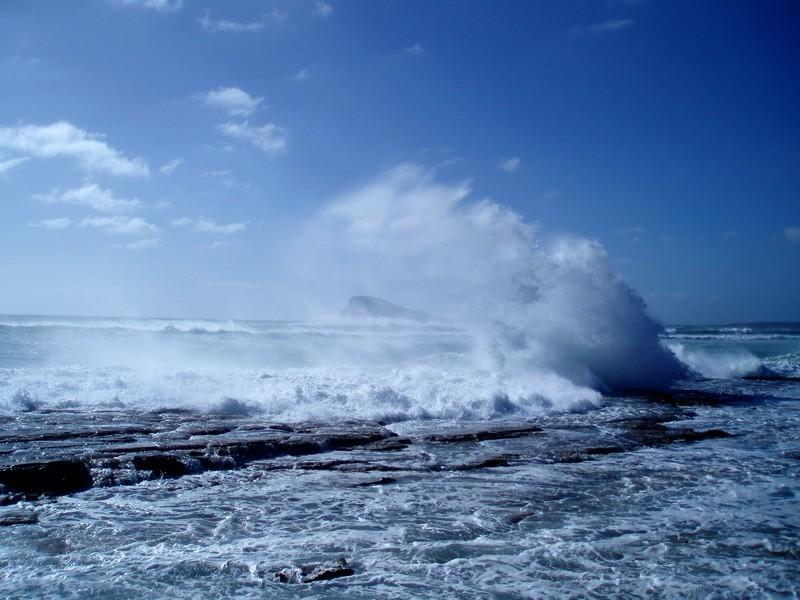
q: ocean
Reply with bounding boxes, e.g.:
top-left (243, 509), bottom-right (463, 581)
top-left (0, 316), bottom-right (798, 598)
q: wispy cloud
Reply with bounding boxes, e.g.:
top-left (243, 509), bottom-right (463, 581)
top-left (0, 156), bottom-right (30, 174)
top-left (123, 237), bottom-right (160, 250)
top-left (312, 1), bottom-right (333, 18)
top-left (172, 217), bottom-right (248, 234)
top-left (0, 121), bottom-right (149, 177)
top-left (218, 122), bottom-right (287, 155)
top-left (541, 190), bottom-right (561, 201)
top-left (615, 225), bottom-right (645, 242)
top-left (575, 18), bottom-right (635, 34)
top-left (111, 0), bottom-right (182, 13)
top-left (294, 68), bottom-right (310, 81)
top-left (785, 226), bottom-right (800, 243)
top-left (29, 217), bottom-right (72, 230)
top-left (81, 216), bottom-right (158, 235)
top-left (498, 157), bottom-right (521, 173)
top-left (199, 10), bottom-right (287, 32)
top-left (34, 183), bottom-right (142, 213)
top-left (404, 43), bottom-right (425, 56)
top-left (202, 87), bottom-right (264, 117)
top-left (159, 157), bottom-right (183, 175)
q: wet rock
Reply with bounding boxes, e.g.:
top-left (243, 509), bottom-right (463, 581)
top-left (508, 510), bottom-right (537, 524)
top-left (0, 459), bottom-right (92, 497)
top-left (0, 511), bottom-right (38, 526)
top-left (261, 458), bottom-right (404, 473)
top-left (274, 558), bottom-right (355, 584)
top-left (447, 454), bottom-right (518, 471)
top-left (623, 421), bottom-right (732, 447)
top-left (0, 425), bottom-right (162, 445)
top-left (425, 424), bottom-right (542, 443)
top-left (782, 450), bottom-right (800, 461)
top-left (363, 437), bottom-right (412, 452)
top-left (351, 477), bottom-right (398, 487)
top-left (625, 389), bottom-right (745, 406)
top-left (583, 446), bottom-right (627, 456)
top-left (131, 454), bottom-right (193, 478)
top-left (741, 372), bottom-right (800, 382)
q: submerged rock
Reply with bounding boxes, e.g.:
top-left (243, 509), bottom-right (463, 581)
top-left (0, 511), bottom-right (39, 526)
top-left (274, 558), bottom-right (355, 584)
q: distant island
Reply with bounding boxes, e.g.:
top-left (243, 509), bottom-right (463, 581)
top-left (341, 296), bottom-right (432, 322)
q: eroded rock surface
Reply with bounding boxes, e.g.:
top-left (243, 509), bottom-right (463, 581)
top-left (0, 405), bottom-right (734, 505)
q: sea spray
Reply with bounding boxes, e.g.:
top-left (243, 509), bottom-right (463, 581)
top-left (300, 164), bottom-right (687, 395)
top-left (0, 165), bottom-right (692, 417)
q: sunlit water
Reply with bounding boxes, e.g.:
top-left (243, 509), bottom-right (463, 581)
top-left (0, 317), bottom-right (798, 598)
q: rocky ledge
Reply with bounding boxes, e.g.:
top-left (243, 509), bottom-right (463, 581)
top-left (0, 403), bottom-right (734, 507)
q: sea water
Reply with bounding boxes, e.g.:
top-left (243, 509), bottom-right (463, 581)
top-left (0, 317), bottom-right (798, 598)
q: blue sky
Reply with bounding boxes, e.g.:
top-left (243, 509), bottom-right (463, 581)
top-left (1, 0), bottom-right (798, 323)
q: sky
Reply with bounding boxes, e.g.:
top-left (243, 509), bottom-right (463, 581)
top-left (1, 0), bottom-right (798, 324)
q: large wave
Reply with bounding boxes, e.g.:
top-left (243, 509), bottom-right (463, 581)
top-left (296, 164), bottom-right (687, 395)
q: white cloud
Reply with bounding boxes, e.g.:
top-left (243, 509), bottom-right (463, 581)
top-left (0, 156), bottom-right (30, 174)
top-left (199, 10), bottom-right (286, 32)
top-left (172, 217), bottom-right (247, 234)
top-left (34, 183), bottom-right (142, 213)
top-left (576, 18), bottom-right (635, 34)
top-left (542, 190), bottom-right (561, 201)
top-left (159, 157), bottom-right (183, 175)
top-left (29, 217), bottom-right (72, 229)
top-left (81, 216), bottom-right (158, 235)
top-left (294, 68), bottom-right (310, 81)
top-left (0, 121), bottom-right (149, 177)
top-left (218, 122), bottom-right (287, 155)
top-left (112, 0), bottom-right (182, 12)
top-left (312, 1), bottom-right (333, 18)
top-left (203, 87), bottom-right (264, 117)
top-left (784, 227), bottom-right (800, 243)
top-left (199, 15), bottom-right (263, 33)
top-left (211, 240), bottom-right (234, 249)
top-left (498, 157), bottom-right (521, 173)
top-left (404, 43), bottom-right (425, 56)
top-left (124, 238), bottom-right (160, 250)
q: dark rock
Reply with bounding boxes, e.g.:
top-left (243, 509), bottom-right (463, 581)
top-left (261, 459), bottom-right (403, 473)
top-left (131, 454), bottom-right (192, 478)
top-left (0, 511), bottom-right (38, 526)
top-left (448, 454), bottom-right (518, 471)
top-left (623, 422), bottom-right (732, 447)
top-left (274, 558), bottom-right (355, 584)
top-left (425, 424), bottom-right (542, 444)
top-left (783, 450), bottom-right (800, 461)
top-left (508, 510), bottom-right (537, 524)
top-left (0, 459), bottom-right (92, 497)
top-left (351, 477), bottom-right (398, 487)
